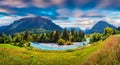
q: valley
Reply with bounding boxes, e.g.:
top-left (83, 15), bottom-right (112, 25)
top-left (0, 35), bottom-right (120, 65)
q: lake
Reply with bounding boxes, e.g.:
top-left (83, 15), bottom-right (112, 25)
top-left (30, 38), bottom-right (90, 50)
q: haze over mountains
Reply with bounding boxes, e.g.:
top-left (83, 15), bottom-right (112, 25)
top-left (0, 16), bottom-right (118, 34)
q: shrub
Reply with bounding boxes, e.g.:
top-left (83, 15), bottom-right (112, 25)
top-left (90, 33), bottom-right (102, 43)
top-left (103, 27), bottom-right (113, 36)
top-left (56, 39), bottom-right (65, 45)
top-left (66, 40), bottom-right (73, 45)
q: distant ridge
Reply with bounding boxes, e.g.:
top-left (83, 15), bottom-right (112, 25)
top-left (0, 16), bottom-right (63, 34)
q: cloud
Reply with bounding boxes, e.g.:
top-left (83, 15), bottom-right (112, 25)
top-left (96, 0), bottom-right (120, 9)
top-left (0, 14), bottom-right (37, 26)
top-left (53, 17), bottom-right (98, 30)
top-left (0, 0), bottom-right (28, 8)
top-left (0, 0), bottom-right (120, 30)
top-left (0, 16), bottom-right (21, 26)
top-left (0, 8), bottom-right (14, 15)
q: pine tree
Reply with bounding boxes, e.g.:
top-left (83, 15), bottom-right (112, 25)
top-left (53, 30), bottom-right (60, 42)
top-left (1, 33), bottom-right (8, 43)
top-left (62, 28), bottom-right (69, 41)
top-left (71, 28), bottom-right (75, 36)
top-left (24, 31), bottom-right (32, 42)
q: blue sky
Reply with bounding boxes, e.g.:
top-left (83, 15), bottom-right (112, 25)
top-left (0, 0), bottom-right (120, 30)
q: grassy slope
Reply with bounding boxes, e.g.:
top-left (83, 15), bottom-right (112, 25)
top-left (81, 35), bottom-right (120, 65)
top-left (1, 35), bottom-right (117, 65)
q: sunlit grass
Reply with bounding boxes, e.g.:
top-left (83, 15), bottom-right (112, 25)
top-left (1, 34), bottom-right (119, 65)
top-left (81, 35), bottom-right (120, 65)
top-left (0, 41), bottom-right (104, 65)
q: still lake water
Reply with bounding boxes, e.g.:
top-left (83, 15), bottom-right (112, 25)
top-left (30, 38), bottom-right (90, 50)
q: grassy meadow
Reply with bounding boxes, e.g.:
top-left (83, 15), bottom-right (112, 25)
top-left (0, 40), bottom-right (104, 65)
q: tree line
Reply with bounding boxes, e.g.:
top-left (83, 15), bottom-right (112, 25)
top-left (0, 28), bottom-right (85, 47)
top-left (90, 27), bottom-right (120, 43)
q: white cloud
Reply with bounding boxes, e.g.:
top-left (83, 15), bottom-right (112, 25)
top-left (0, 8), bottom-right (14, 14)
top-left (0, 14), bottom-right (37, 26)
top-left (0, 0), bottom-right (28, 8)
top-left (0, 16), bottom-right (22, 26)
top-left (53, 18), bottom-right (97, 30)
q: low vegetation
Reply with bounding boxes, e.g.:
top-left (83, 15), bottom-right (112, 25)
top-left (56, 39), bottom-right (73, 45)
top-left (81, 35), bottom-right (120, 65)
top-left (90, 27), bottom-right (120, 43)
top-left (0, 40), bottom-right (103, 65)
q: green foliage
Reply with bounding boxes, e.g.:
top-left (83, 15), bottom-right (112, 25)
top-left (31, 28), bottom-right (85, 43)
top-left (113, 29), bottom-right (120, 34)
top-left (66, 40), bottom-right (73, 45)
top-left (56, 39), bottom-right (65, 45)
top-left (0, 33), bottom-right (9, 43)
top-left (102, 27), bottom-right (120, 40)
top-left (62, 28), bottom-right (69, 41)
top-left (56, 39), bottom-right (73, 45)
top-left (0, 28), bottom-right (85, 47)
top-left (0, 31), bottom-right (33, 47)
top-left (103, 27), bottom-right (113, 37)
top-left (24, 31), bottom-right (33, 42)
top-left (90, 33), bottom-right (102, 43)
top-left (90, 27), bottom-right (120, 43)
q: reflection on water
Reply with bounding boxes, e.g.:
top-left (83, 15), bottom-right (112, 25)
top-left (30, 38), bottom-right (90, 50)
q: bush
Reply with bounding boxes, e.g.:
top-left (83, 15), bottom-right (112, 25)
top-left (90, 33), bottom-right (102, 43)
top-left (56, 39), bottom-right (65, 45)
top-left (66, 40), bottom-right (73, 45)
top-left (103, 27), bottom-right (113, 36)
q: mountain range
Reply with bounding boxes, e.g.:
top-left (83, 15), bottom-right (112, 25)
top-left (0, 17), bottom-right (63, 34)
top-left (0, 16), bottom-right (118, 34)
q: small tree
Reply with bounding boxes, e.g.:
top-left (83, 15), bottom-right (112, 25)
top-left (62, 28), bottom-right (69, 41)
top-left (24, 31), bottom-right (32, 42)
top-left (53, 30), bottom-right (60, 42)
top-left (1, 33), bottom-right (8, 43)
top-left (56, 39), bottom-right (65, 45)
top-left (103, 27), bottom-right (113, 36)
top-left (90, 33), bottom-right (102, 43)
top-left (66, 40), bottom-right (73, 45)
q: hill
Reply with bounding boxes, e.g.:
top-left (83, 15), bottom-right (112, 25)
top-left (0, 17), bottom-right (63, 34)
top-left (90, 21), bottom-right (116, 33)
top-left (81, 35), bottom-right (120, 65)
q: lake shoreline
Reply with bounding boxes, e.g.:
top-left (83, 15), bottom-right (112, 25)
top-left (30, 38), bottom-right (90, 50)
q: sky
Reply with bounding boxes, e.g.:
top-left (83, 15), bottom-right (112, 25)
top-left (0, 0), bottom-right (120, 30)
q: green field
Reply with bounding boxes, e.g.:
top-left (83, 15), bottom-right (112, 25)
top-left (0, 35), bottom-right (120, 65)
top-left (0, 42), bottom-right (103, 65)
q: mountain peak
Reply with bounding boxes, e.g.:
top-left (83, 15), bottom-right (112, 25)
top-left (0, 16), bottom-right (63, 34)
top-left (96, 20), bottom-right (109, 24)
top-left (90, 20), bottom-right (116, 33)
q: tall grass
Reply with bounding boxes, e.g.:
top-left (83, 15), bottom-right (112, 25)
top-left (81, 35), bottom-right (120, 65)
